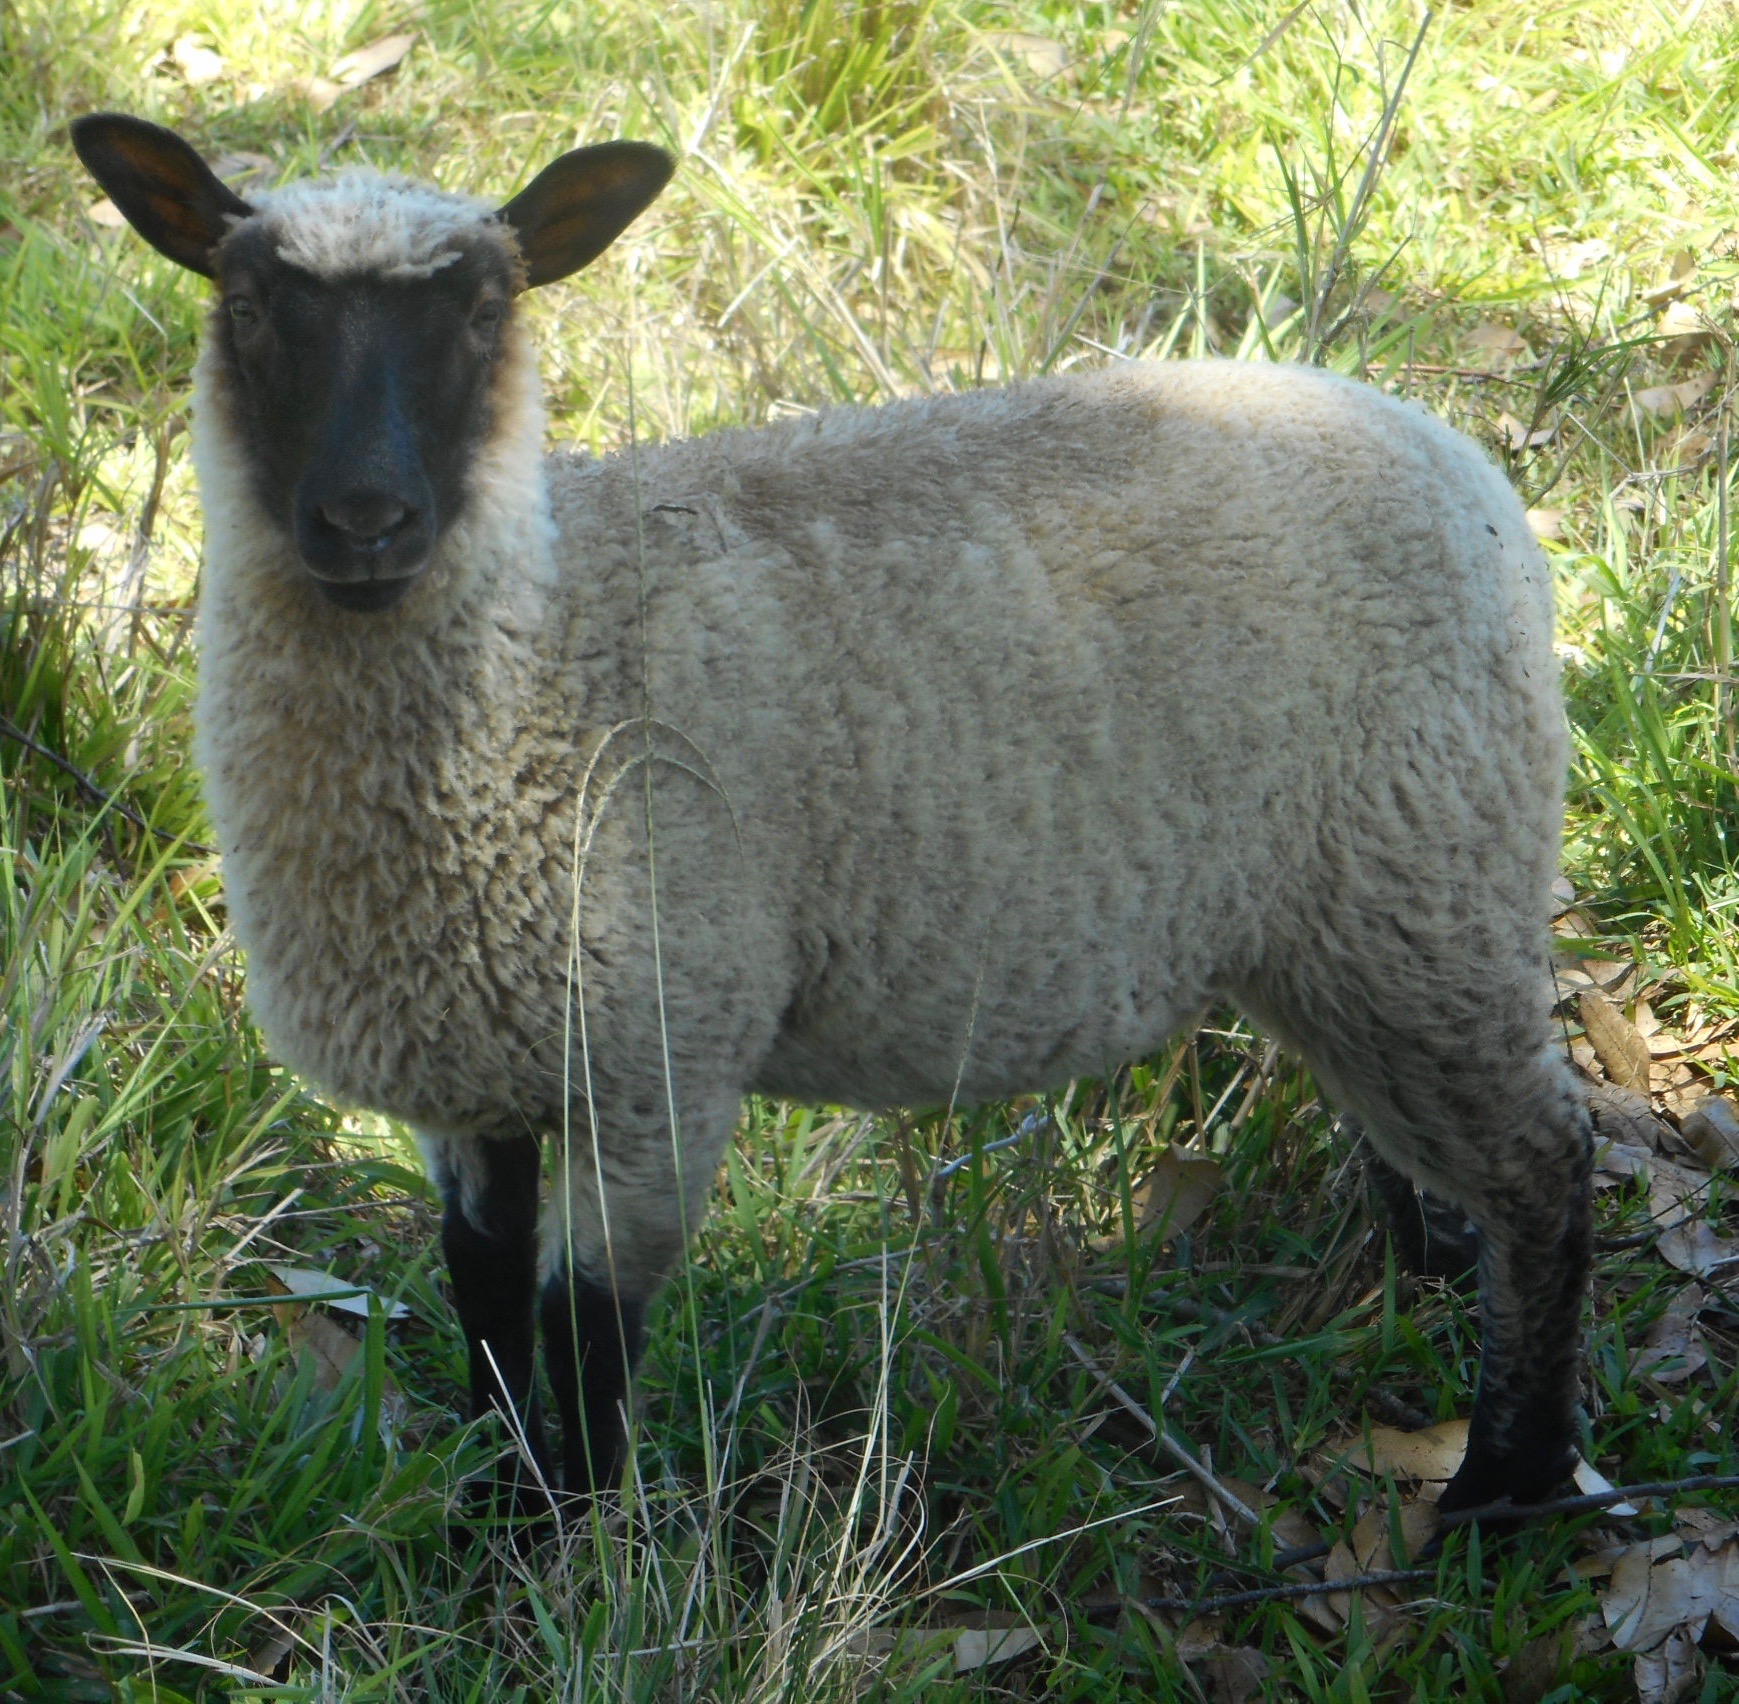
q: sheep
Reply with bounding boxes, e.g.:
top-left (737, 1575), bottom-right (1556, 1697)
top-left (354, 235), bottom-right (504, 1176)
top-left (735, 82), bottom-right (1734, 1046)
top-left (73, 112), bottom-right (1593, 1523)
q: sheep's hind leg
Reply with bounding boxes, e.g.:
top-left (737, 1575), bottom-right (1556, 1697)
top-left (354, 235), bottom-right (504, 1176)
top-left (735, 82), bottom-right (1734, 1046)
top-left (1359, 1132), bottom-right (1481, 1280)
top-left (423, 1132), bottom-right (553, 1513)
top-left (1247, 968), bottom-right (1594, 1516)
top-left (1349, 1059), bottom-right (1592, 1514)
top-left (1438, 1085), bottom-right (1593, 1515)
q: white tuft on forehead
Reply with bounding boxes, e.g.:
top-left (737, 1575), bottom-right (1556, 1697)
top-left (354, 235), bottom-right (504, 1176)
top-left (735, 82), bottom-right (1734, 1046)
top-left (244, 171), bottom-right (511, 282)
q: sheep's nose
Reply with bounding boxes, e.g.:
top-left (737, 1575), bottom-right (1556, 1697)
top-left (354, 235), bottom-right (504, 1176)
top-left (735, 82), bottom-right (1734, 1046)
top-left (318, 493), bottom-right (413, 553)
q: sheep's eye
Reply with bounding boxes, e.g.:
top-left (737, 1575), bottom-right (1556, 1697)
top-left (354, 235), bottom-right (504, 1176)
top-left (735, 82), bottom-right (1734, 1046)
top-left (472, 298), bottom-right (506, 333)
top-left (225, 295), bottom-right (259, 326)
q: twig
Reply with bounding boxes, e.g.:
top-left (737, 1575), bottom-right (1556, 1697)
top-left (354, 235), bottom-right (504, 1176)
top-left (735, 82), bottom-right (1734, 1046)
top-left (1063, 1333), bottom-right (1262, 1527)
top-left (0, 715), bottom-right (215, 855)
top-left (1437, 1473), bottom-right (1739, 1530)
top-left (1137, 1566), bottom-right (1439, 1617)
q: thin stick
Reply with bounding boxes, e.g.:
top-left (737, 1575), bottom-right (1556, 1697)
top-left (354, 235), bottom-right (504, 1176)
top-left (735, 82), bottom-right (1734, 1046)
top-left (0, 715), bottom-right (216, 855)
top-left (1063, 1334), bottom-right (1262, 1527)
top-left (1437, 1472), bottom-right (1739, 1530)
top-left (1138, 1565), bottom-right (1439, 1617)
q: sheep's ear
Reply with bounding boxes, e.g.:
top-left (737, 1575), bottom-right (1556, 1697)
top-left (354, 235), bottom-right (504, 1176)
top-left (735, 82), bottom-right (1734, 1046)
top-left (497, 141), bottom-right (674, 289)
top-left (71, 114), bottom-right (252, 278)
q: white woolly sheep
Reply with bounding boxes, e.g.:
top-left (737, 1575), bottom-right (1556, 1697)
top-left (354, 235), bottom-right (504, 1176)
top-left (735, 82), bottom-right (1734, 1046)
top-left (74, 114), bottom-right (1592, 1521)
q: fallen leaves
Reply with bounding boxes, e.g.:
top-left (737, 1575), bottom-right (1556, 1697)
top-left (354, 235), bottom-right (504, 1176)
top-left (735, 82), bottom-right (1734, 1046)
top-left (301, 32), bottom-right (418, 111)
top-left (1634, 1284), bottom-right (1710, 1384)
top-left (1466, 321), bottom-right (1531, 362)
top-left (171, 33), bottom-right (225, 86)
top-left (1498, 410), bottom-right (1557, 452)
top-left (1357, 1419), bottom-right (1468, 1491)
top-left (1602, 1533), bottom-right (1739, 1653)
top-left (1681, 1097), bottom-right (1739, 1170)
top-left (1135, 1146), bottom-right (1223, 1237)
top-left (331, 32), bottom-right (416, 87)
top-left (1323, 1499), bottom-right (1440, 1635)
top-left (1634, 373), bottom-right (1717, 419)
top-left (258, 1264), bottom-right (406, 1437)
top-left (1581, 990), bottom-right (1652, 1092)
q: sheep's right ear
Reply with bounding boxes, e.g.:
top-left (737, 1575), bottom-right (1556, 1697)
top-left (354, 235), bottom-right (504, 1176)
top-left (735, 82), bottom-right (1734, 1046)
top-left (71, 114), bottom-right (252, 278)
top-left (498, 141), bottom-right (674, 289)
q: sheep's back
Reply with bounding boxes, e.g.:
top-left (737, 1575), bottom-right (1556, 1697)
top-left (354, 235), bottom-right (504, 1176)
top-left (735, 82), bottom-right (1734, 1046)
top-left (546, 359), bottom-right (1558, 1109)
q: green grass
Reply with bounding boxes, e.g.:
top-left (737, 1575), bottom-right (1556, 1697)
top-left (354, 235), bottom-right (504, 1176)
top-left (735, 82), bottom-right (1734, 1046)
top-left (4, 0), bottom-right (1739, 1696)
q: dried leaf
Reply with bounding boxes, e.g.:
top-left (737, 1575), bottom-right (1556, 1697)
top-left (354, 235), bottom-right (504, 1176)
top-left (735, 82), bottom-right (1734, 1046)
top-left (1530, 235), bottom-right (1611, 279)
top-left (1634, 374), bottom-right (1717, 418)
top-left (266, 1262), bottom-right (410, 1322)
top-left (1649, 1154), bottom-right (1715, 1217)
top-left (1581, 991), bottom-right (1652, 1091)
top-left (1635, 1285), bottom-right (1709, 1385)
top-left (1172, 1619), bottom-right (1222, 1661)
top-left (1657, 299), bottom-right (1710, 347)
top-left (1467, 322), bottom-right (1530, 360)
top-left (172, 33), bottom-right (225, 85)
top-left (331, 32), bottom-right (416, 86)
top-left (952, 1621), bottom-right (1044, 1671)
top-left (1574, 1456), bottom-right (1638, 1518)
top-left (1503, 1632), bottom-right (1566, 1704)
top-left (1585, 1079), bottom-right (1673, 1156)
top-left (1657, 1217), bottom-right (1739, 1280)
top-left (1315, 1540), bottom-right (1359, 1630)
top-left (1360, 1418), bottom-right (1469, 1487)
top-left (1527, 508), bottom-right (1565, 541)
top-left (1203, 1646), bottom-right (1271, 1703)
top-left (87, 197), bottom-right (127, 229)
top-left (1633, 1626), bottom-right (1702, 1704)
top-left (1136, 1146), bottom-right (1223, 1237)
top-left (982, 30), bottom-right (1069, 78)
top-left (299, 76), bottom-right (344, 112)
top-left (1603, 1537), bottom-right (1739, 1651)
top-left (288, 1308), bottom-right (361, 1393)
top-left (1681, 1097), bottom-right (1739, 1171)
top-left (1642, 251), bottom-right (1699, 305)
top-left (1498, 411), bottom-right (1556, 451)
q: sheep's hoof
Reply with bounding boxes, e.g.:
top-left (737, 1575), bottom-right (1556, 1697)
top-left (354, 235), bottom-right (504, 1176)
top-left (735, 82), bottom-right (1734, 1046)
top-left (1437, 1441), bottom-right (1576, 1529)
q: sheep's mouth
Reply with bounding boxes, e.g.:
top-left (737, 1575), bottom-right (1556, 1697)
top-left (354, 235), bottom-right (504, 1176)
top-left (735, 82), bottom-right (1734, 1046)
top-left (310, 568), bottom-right (425, 613)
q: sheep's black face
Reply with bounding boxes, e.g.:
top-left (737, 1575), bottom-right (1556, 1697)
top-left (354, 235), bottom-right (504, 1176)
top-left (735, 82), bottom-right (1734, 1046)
top-left (73, 113), bottom-right (673, 613)
top-left (213, 226), bottom-right (517, 612)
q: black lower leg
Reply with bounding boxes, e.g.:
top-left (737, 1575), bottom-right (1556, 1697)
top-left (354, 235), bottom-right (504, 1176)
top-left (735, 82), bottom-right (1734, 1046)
top-left (439, 1134), bottom-right (550, 1494)
top-left (540, 1262), bottom-right (646, 1495)
top-left (1442, 1145), bottom-right (1593, 1516)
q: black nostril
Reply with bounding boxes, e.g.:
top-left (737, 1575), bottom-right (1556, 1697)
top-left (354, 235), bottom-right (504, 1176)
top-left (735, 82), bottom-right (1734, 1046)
top-left (318, 492), bottom-right (413, 551)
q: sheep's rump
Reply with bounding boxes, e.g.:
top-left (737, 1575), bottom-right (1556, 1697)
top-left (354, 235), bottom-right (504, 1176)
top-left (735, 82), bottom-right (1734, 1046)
top-left (548, 359), bottom-right (1561, 1112)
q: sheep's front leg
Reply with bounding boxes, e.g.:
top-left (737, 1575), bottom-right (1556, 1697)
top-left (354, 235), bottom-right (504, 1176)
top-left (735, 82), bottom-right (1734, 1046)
top-left (422, 1132), bottom-right (553, 1505)
top-left (540, 1263), bottom-right (647, 1495)
top-left (540, 1089), bottom-right (744, 1496)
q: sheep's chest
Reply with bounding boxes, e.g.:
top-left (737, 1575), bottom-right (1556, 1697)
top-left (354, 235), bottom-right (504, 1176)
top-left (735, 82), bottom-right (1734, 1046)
top-left (200, 632), bottom-right (589, 1135)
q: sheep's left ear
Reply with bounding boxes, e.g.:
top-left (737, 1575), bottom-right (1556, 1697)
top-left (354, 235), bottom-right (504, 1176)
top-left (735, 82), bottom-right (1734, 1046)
top-left (497, 141), bottom-right (674, 289)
